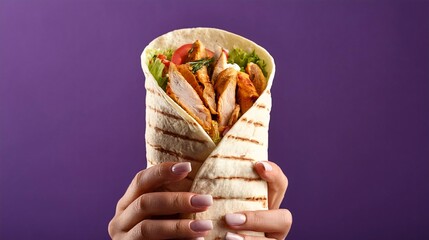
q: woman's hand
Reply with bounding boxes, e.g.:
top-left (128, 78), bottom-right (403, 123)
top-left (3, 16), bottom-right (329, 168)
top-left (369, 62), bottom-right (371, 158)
top-left (224, 161), bottom-right (292, 240)
top-left (108, 162), bottom-right (213, 239)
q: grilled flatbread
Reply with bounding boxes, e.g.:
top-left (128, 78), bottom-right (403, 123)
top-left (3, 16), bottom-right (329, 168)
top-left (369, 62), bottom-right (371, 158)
top-left (141, 28), bottom-right (275, 239)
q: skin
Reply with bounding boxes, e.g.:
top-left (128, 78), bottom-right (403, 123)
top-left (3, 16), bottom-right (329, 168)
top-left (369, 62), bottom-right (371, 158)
top-left (108, 161), bottom-right (292, 239)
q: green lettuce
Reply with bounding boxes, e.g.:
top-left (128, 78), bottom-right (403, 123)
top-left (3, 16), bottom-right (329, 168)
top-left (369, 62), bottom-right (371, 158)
top-left (147, 49), bottom-right (173, 90)
top-left (148, 58), bottom-right (167, 90)
top-left (227, 48), bottom-right (267, 77)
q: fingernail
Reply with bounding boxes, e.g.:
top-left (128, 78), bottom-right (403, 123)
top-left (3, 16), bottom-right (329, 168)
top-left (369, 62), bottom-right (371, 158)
top-left (190, 220), bottom-right (213, 232)
top-left (258, 161), bottom-right (273, 171)
top-left (225, 213), bottom-right (246, 226)
top-left (171, 162), bottom-right (192, 174)
top-left (226, 232), bottom-right (244, 240)
top-left (191, 195), bottom-right (213, 207)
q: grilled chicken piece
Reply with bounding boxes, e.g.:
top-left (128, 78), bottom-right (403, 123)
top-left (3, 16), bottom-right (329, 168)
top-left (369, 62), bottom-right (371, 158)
top-left (245, 62), bottom-right (267, 95)
top-left (228, 104), bottom-right (241, 126)
top-left (166, 63), bottom-right (212, 130)
top-left (177, 64), bottom-right (204, 99)
top-left (215, 68), bottom-right (237, 127)
top-left (220, 104), bottom-right (241, 136)
top-left (187, 40), bottom-right (217, 114)
top-left (196, 67), bottom-right (217, 114)
top-left (211, 50), bottom-right (228, 84)
top-left (237, 72), bottom-right (259, 114)
top-left (187, 40), bottom-right (207, 61)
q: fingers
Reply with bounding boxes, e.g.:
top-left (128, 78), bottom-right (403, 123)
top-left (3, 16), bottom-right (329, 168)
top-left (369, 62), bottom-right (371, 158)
top-left (116, 162), bottom-right (192, 212)
top-left (123, 219), bottom-right (213, 240)
top-left (254, 161), bottom-right (288, 209)
top-left (225, 209), bottom-right (292, 240)
top-left (116, 192), bottom-right (213, 231)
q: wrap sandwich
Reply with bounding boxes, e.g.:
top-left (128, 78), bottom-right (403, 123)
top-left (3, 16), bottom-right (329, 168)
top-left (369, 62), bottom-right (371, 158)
top-left (141, 28), bottom-right (275, 239)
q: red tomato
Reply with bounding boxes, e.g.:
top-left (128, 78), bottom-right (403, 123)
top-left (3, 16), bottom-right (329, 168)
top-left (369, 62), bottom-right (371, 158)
top-left (157, 54), bottom-right (170, 67)
top-left (171, 44), bottom-right (192, 64)
top-left (157, 54), bottom-right (167, 60)
top-left (171, 43), bottom-right (214, 65)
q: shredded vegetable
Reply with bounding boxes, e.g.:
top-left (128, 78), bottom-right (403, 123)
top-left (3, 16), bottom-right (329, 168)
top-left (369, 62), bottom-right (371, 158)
top-left (227, 48), bottom-right (267, 77)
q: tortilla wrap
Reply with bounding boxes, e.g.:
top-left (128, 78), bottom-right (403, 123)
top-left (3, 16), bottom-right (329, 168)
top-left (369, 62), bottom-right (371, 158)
top-left (141, 28), bottom-right (275, 239)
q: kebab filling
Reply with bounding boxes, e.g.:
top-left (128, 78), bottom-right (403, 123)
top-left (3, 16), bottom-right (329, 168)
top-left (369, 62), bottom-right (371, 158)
top-left (147, 40), bottom-right (268, 143)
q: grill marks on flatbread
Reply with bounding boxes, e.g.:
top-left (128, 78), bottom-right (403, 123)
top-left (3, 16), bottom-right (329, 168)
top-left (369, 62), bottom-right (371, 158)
top-left (147, 104), bottom-right (183, 121)
top-left (209, 154), bottom-right (255, 162)
top-left (240, 117), bottom-right (265, 128)
top-left (142, 28), bottom-right (275, 239)
top-left (226, 135), bottom-right (263, 145)
top-left (146, 87), bottom-right (163, 97)
top-left (148, 123), bottom-right (207, 144)
top-left (146, 104), bottom-right (198, 127)
top-left (145, 78), bottom-right (216, 186)
top-left (255, 103), bottom-right (270, 111)
top-left (212, 196), bottom-right (267, 201)
top-left (188, 92), bottom-right (271, 238)
top-left (146, 142), bottom-right (204, 163)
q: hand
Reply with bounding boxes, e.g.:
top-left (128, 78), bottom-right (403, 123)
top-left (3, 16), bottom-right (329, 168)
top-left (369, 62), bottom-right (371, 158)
top-left (224, 161), bottom-right (292, 240)
top-left (108, 162), bottom-right (214, 239)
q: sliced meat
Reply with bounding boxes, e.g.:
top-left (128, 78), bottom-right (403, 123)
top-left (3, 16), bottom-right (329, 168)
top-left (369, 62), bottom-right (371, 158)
top-left (187, 40), bottom-right (207, 61)
top-left (196, 66), bottom-right (217, 114)
top-left (245, 62), bottom-right (267, 95)
top-left (221, 104), bottom-right (240, 136)
top-left (228, 104), bottom-right (241, 126)
top-left (187, 40), bottom-right (217, 114)
top-left (237, 72), bottom-right (259, 114)
top-left (166, 63), bottom-right (212, 131)
top-left (211, 50), bottom-right (228, 85)
top-left (215, 68), bottom-right (237, 127)
top-left (176, 64), bottom-right (204, 99)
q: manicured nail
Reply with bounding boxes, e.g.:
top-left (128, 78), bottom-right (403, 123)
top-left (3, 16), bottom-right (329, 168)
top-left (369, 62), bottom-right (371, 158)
top-left (190, 220), bottom-right (213, 232)
top-left (226, 232), bottom-right (244, 240)
top-left (225, 213), bottom-right (246, 226)
top-left (191, 195), bottom-right (213, 207)
top-left (258, 161), bottom-right (273, 171)
top-left (171, 162), bottom-right (192, 174)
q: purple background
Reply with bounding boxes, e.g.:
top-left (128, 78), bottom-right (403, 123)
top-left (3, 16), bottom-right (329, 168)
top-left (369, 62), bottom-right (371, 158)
top-left (1, 1), bottom-right (429, 239)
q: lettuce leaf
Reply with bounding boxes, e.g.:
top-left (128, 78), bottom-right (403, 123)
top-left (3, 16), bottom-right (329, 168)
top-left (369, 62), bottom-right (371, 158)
top-left (147, 49), bottom-right (173, 90)
top-left (227, 48), bottom-right (267, 77)
top-left (146, 48), bottom-right (173, 61)
top-left (148, 58), bottom-right (167, 90)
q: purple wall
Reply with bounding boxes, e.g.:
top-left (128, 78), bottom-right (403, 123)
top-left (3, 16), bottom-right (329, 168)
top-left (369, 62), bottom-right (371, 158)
top-left (1, 1), bottom-right (428, 239)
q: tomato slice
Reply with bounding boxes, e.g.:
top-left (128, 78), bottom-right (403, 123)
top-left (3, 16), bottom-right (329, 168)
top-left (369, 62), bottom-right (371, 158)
top-left (157, 54), bottom-right (170, 67)
top-left (171, 43), bottom-right (214, 65)
top-left (171, 44), bottom-right (192, 65)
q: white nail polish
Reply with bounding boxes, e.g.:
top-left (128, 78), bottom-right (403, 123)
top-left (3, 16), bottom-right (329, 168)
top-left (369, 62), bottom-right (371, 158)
top-left (225, 213), bottom-right (246, 226)
top-left (259, 161), bottom-right (273, 171)
top-left (190, 220), bottom-right (213, 232)
top-left (226, 232), bottom-right (244, 240)
top-left (171, 162), bottom-right (192, 174)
